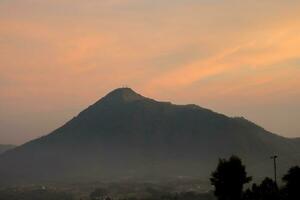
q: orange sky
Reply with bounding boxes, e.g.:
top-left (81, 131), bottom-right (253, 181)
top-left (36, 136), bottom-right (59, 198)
top-left (0, 0), bottom-right (300, 144)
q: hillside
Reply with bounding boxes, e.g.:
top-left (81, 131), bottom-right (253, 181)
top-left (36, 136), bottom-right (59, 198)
top-left (0, 88), bottom-right (299, 184)
top-left (0, 145), bottom-right (15, 155)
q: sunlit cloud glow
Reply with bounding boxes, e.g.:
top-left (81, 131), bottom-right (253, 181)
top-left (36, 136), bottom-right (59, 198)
top-left (0, 0), bottom-right (300, 144)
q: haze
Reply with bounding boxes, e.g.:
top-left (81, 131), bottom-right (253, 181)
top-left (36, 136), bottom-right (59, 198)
top-left (0, 0), bottom-right (300, 145)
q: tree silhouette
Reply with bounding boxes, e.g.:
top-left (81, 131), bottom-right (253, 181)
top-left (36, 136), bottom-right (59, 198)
top-left (258, 177), bottom-right (279, 200)
top-left (210, 155), bottom-right (252, 200)
top-left (243, 178), bottom-right (279, 200)
top-left (282, 166), bottom-right (300, 200)
top-left (243, 183), bottom-right (259, 200)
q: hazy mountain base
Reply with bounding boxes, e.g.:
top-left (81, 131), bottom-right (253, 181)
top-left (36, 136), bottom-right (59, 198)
top-left (0, 180), bottom-right (216, 200)
top-left (0, 88), bottom-right (299, 185)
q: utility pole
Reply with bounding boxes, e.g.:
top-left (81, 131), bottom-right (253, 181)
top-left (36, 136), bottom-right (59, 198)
top-left (270, 155), bottom-right (278, 184)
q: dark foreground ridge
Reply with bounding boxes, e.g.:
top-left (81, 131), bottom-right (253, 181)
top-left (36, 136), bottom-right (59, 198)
top-left (0, 88), bottom-right (299, 184)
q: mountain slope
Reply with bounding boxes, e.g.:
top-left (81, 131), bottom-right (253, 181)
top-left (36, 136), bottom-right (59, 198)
top-left (0, 88), bottom-right (299, 184)
top-left (0, 145), bottom-right (15, 154)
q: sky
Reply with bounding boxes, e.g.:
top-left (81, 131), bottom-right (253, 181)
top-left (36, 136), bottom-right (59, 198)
top-left (0, 0), bottom-right (300, 145)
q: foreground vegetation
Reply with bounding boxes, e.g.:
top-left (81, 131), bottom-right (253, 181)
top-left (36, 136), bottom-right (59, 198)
top-left (210, 156), bottom-right (299, 200)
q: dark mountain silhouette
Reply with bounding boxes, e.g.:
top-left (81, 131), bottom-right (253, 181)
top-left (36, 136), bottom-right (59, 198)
top-left (0, 145), bottom-right (15, 155)
top-left (0, 88), bottom-right (299, 184)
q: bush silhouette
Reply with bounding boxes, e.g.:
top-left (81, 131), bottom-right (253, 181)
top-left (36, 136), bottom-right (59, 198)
top-left (243, 177), bottom-right (279, 200)
top-left (210, 156), bottom-right (252, 200)
top-left (282, 166), bottom-right (300, 200)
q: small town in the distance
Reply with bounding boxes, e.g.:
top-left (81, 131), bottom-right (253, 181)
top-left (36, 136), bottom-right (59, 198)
top-left (0, 88), bottom-right (299, 200)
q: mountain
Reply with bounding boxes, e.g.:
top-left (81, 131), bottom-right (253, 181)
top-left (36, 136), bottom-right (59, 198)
top-left (0, 145), bottom-right (15, 154)
top-left (0, 88), bottom-right (299, 184)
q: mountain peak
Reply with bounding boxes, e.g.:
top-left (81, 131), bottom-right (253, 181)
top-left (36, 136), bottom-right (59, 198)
top-left (1, 87), bottom-right (300, 183)
top-left (102, 87), bottom-right (146, 103)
